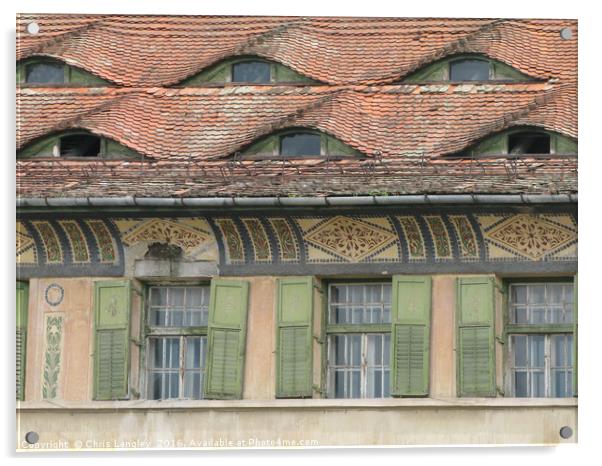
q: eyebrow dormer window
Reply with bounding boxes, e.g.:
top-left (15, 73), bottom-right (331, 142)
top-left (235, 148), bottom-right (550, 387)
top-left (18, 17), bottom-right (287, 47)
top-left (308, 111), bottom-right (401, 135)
top-left (238, 129), bottom-right (364, 160)
top-left (449, 59), bottom-right (490, 82)
top-left (508, 132), bottom-right (551, 155)
top-left (25, 61), bottom-right (65, 84)
top-left (18, 130), bottom-right (141, 160)
top-left (232, 60), bottom-right (271, 83)
top-left (280, 132), bottom-right (322, 157)
top-left (59, 133), bottom-right (101, 157)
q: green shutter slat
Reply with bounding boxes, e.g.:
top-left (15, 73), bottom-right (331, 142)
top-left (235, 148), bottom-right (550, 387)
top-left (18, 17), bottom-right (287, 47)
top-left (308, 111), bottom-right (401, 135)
top-left (93, 281), bottom-right (130, 400)
top-left (391, 276), bottom-right (431, 397)
top-left (276, 277), bottom-right (313, 398)
top-left (393, 324), bottom-right (427, 395)
top-left (205, 279), bottom-right (249, 399)
top-left (456, 277), bottom-right (496, 397)
top-left (16, 282), bottom-right (29, 401)
top-left (573, 274), bottom-right (578, 397)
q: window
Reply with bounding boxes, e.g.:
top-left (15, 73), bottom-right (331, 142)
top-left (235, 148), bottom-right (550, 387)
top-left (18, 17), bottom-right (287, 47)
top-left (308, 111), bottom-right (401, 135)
top-left (240, 129), bottom-right (364, 159)
top-left (146, 285), bottom-right (210, 400)
top-left (231, 60), bottom-right (271, 83)
top-left (326, 283), bottom-right (392, 398)
top-left (508, 132), bottom-right (551, 154)
top-left (280, 132), bottom-right (322, 157)
top-left (449, 59), bottom-right (490, 81)
top-left (507, 282), bottom-right (575, 398)
top-left (25, 61), bottom-right (65, 84)
top-left (59, 133), bottom-right (101, 157)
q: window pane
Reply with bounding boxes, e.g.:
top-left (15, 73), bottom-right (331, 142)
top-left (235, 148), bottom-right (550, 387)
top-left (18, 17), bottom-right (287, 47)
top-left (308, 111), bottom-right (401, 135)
top-left (149, 286), bottom-right (209, 328)
top-left (514, 371), bottom-right (528, 397)
top-left (232, 61), bottom-right (271, 83)
top-left (59, 134), bottom-right (101, 157)
top-left (530, 335), bottom-right (545, 368)
top-left (449, 59), bottom-right (489, 81)
top-left (511, 285), bottom-right (527, 305)
top-left (280, 133), bottom-right (321, 157)
top-left (508, 133), bottom-right (551, 155)
top-left (25, 62), bottom-right (65, 84)
top-left (513, 335), bottom-right (527, 367)
top-left (552, 370), bottom-right (567, 397)
top-left (149, 337), bottom-right (180, 400)
top-left (532, 371), bottom-right (545, 397)
top-left (509, 283), bottom-right (574, 325)
top-left (329, 283), bottom-right (391, 325)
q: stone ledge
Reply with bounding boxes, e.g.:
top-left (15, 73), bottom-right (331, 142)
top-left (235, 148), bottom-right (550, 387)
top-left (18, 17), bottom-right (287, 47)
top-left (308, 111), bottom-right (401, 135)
top-left (17, 397), bottom-right (578, 411)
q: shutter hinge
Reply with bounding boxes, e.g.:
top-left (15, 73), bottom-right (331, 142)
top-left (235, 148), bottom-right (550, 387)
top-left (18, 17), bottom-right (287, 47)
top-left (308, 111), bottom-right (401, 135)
top-left (313, 335), bottom-right (324, 344)
top-left (495, 335), bottom-right (505, 345)
top-left (493, 282), bottom-right (505, 295)
top-left (130, 337), bottom-right (142, 347)
top-left (313, 284), bottom-right (324, 294)
top-left (130, 388), bottom-right (140, 399)
top-left (496, 386), bottom-right (505, 396)
top-left (312, 384), bottom-right (326, 395)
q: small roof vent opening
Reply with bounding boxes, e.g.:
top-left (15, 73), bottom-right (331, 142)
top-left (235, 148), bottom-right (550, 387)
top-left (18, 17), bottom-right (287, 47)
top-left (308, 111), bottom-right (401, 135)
top-left (26, 22), bottom-right (40, 35)
top-left (59, 134), bottom-right (101, 157)
top-left (508, 132), bottom-right (551, 155)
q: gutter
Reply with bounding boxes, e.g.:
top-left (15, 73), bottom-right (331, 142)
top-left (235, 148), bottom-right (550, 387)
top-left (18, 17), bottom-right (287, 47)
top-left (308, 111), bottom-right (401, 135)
top-left (16, 194), bottom-right (577, 208)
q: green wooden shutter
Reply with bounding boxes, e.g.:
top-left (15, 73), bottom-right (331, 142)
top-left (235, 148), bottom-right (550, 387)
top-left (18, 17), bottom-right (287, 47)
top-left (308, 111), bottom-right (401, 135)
top-left (573, 274), bottom-right (578, 397)
top-left (276, 277), bottom-right (313, 398)
top-left (391, 275), bottom-right (432, 397)
top-left (456, 277), bottom-right (496, 397)
top-left (93, 280), bottom-right (131, 400)
top-left (205, 279), bottom-right (249, 399)
top-left (16, 281), bottom-right (29, 401)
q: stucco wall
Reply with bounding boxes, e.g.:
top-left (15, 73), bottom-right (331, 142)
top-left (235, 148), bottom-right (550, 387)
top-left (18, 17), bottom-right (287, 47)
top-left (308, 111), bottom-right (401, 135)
top-left (18, 273), bottom-right (578, 448)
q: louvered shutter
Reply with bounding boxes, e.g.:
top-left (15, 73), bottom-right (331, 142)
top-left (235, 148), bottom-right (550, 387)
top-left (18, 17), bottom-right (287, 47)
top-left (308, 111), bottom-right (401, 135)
top-left (276, 277), bottom-right (313, 398)
top-left (16, 281), bottom-right (29, 401)
top-left (93, 280), bottom-right (130, 400)
top-left (456, 277), bottom-right (496, 397)
top-left (205, 279), bottom-right (249, 399)
top-left (391, 276), bottom-right (432, 397)
top-left (573, 274), bottom-right (578, 397)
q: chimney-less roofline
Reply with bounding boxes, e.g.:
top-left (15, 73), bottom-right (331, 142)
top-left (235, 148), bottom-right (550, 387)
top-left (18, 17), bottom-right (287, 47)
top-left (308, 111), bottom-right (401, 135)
top-left (16, 194), bottom-right (577, 208)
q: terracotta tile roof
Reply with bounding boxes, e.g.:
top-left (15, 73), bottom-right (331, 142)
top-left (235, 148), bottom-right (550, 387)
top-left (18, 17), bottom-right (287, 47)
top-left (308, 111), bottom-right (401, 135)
top-left (15, 157), bottom-right (577, 198)
top-left (17, 15), bottom-right (577, 86)
top-left (15, 15), bottom-right (577, 199)
top-left (17, 83), bottom-right (576, 160)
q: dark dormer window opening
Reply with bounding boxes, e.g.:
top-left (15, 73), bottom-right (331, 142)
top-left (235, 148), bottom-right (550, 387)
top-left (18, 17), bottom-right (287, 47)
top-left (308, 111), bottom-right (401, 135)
top-left (231, 60), bottom-right (271, 83)
top-left (59, 133), bottom-right (101, 157)
top-left (279, 132), bottom-right (322, 157)
top-left (449, 59), bottom-right (490, 82)
top-left (25, 61), bottom-right (65, 84)
top-left (508, 132), bottom-right (551, 155)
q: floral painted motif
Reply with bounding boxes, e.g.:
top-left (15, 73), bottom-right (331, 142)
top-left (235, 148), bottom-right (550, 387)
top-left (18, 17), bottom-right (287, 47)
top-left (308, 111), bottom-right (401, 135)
top-left (122, 218), bottom-right (209, 254)
top-left (16, 222), bottom-right (35, 256)
top-left (243, 219), bottom-right (271, 261)
top-left (304, 216), bottom-right (396, 262)
top-left (269, 218), bottom-right (298, 261)
top-left (485, 215), bottom-right (575, 260)
top-left (42, 315), bottom-right (63, 400)
top-left (87, 220), bottom-right (116, 263)
top-left (59, 220), bottom-right (90, 262)
top-left (216, 219), bottom-right (245, 262)
top-left (397, 216), bottom-right (425, 259)
top-left (449, 216), bottom-right (478, 258)
top-left (425, 216), bottom-right (452, 259)
top-left (32, 221), bottom-right (62, 263)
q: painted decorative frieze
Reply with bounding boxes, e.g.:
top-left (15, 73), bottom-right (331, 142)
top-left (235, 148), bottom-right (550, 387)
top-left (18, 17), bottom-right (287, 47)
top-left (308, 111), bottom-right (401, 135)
top-left (242, 219), bottom-right (271, 261)
top-left (302, 216), bottom-right (398, 262)
top-left (16, 220), bottom-right (37, 265)
top-left (42, 314), bottom-right (63, 400)
top-left (268, 218), bottom-right (299, 261)
top-left (215, 219), bottom-right (245, 262)
top-left (479, 214), bottom-right (577, 260)
top-left (16, 209), bottom-right (578, 277)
